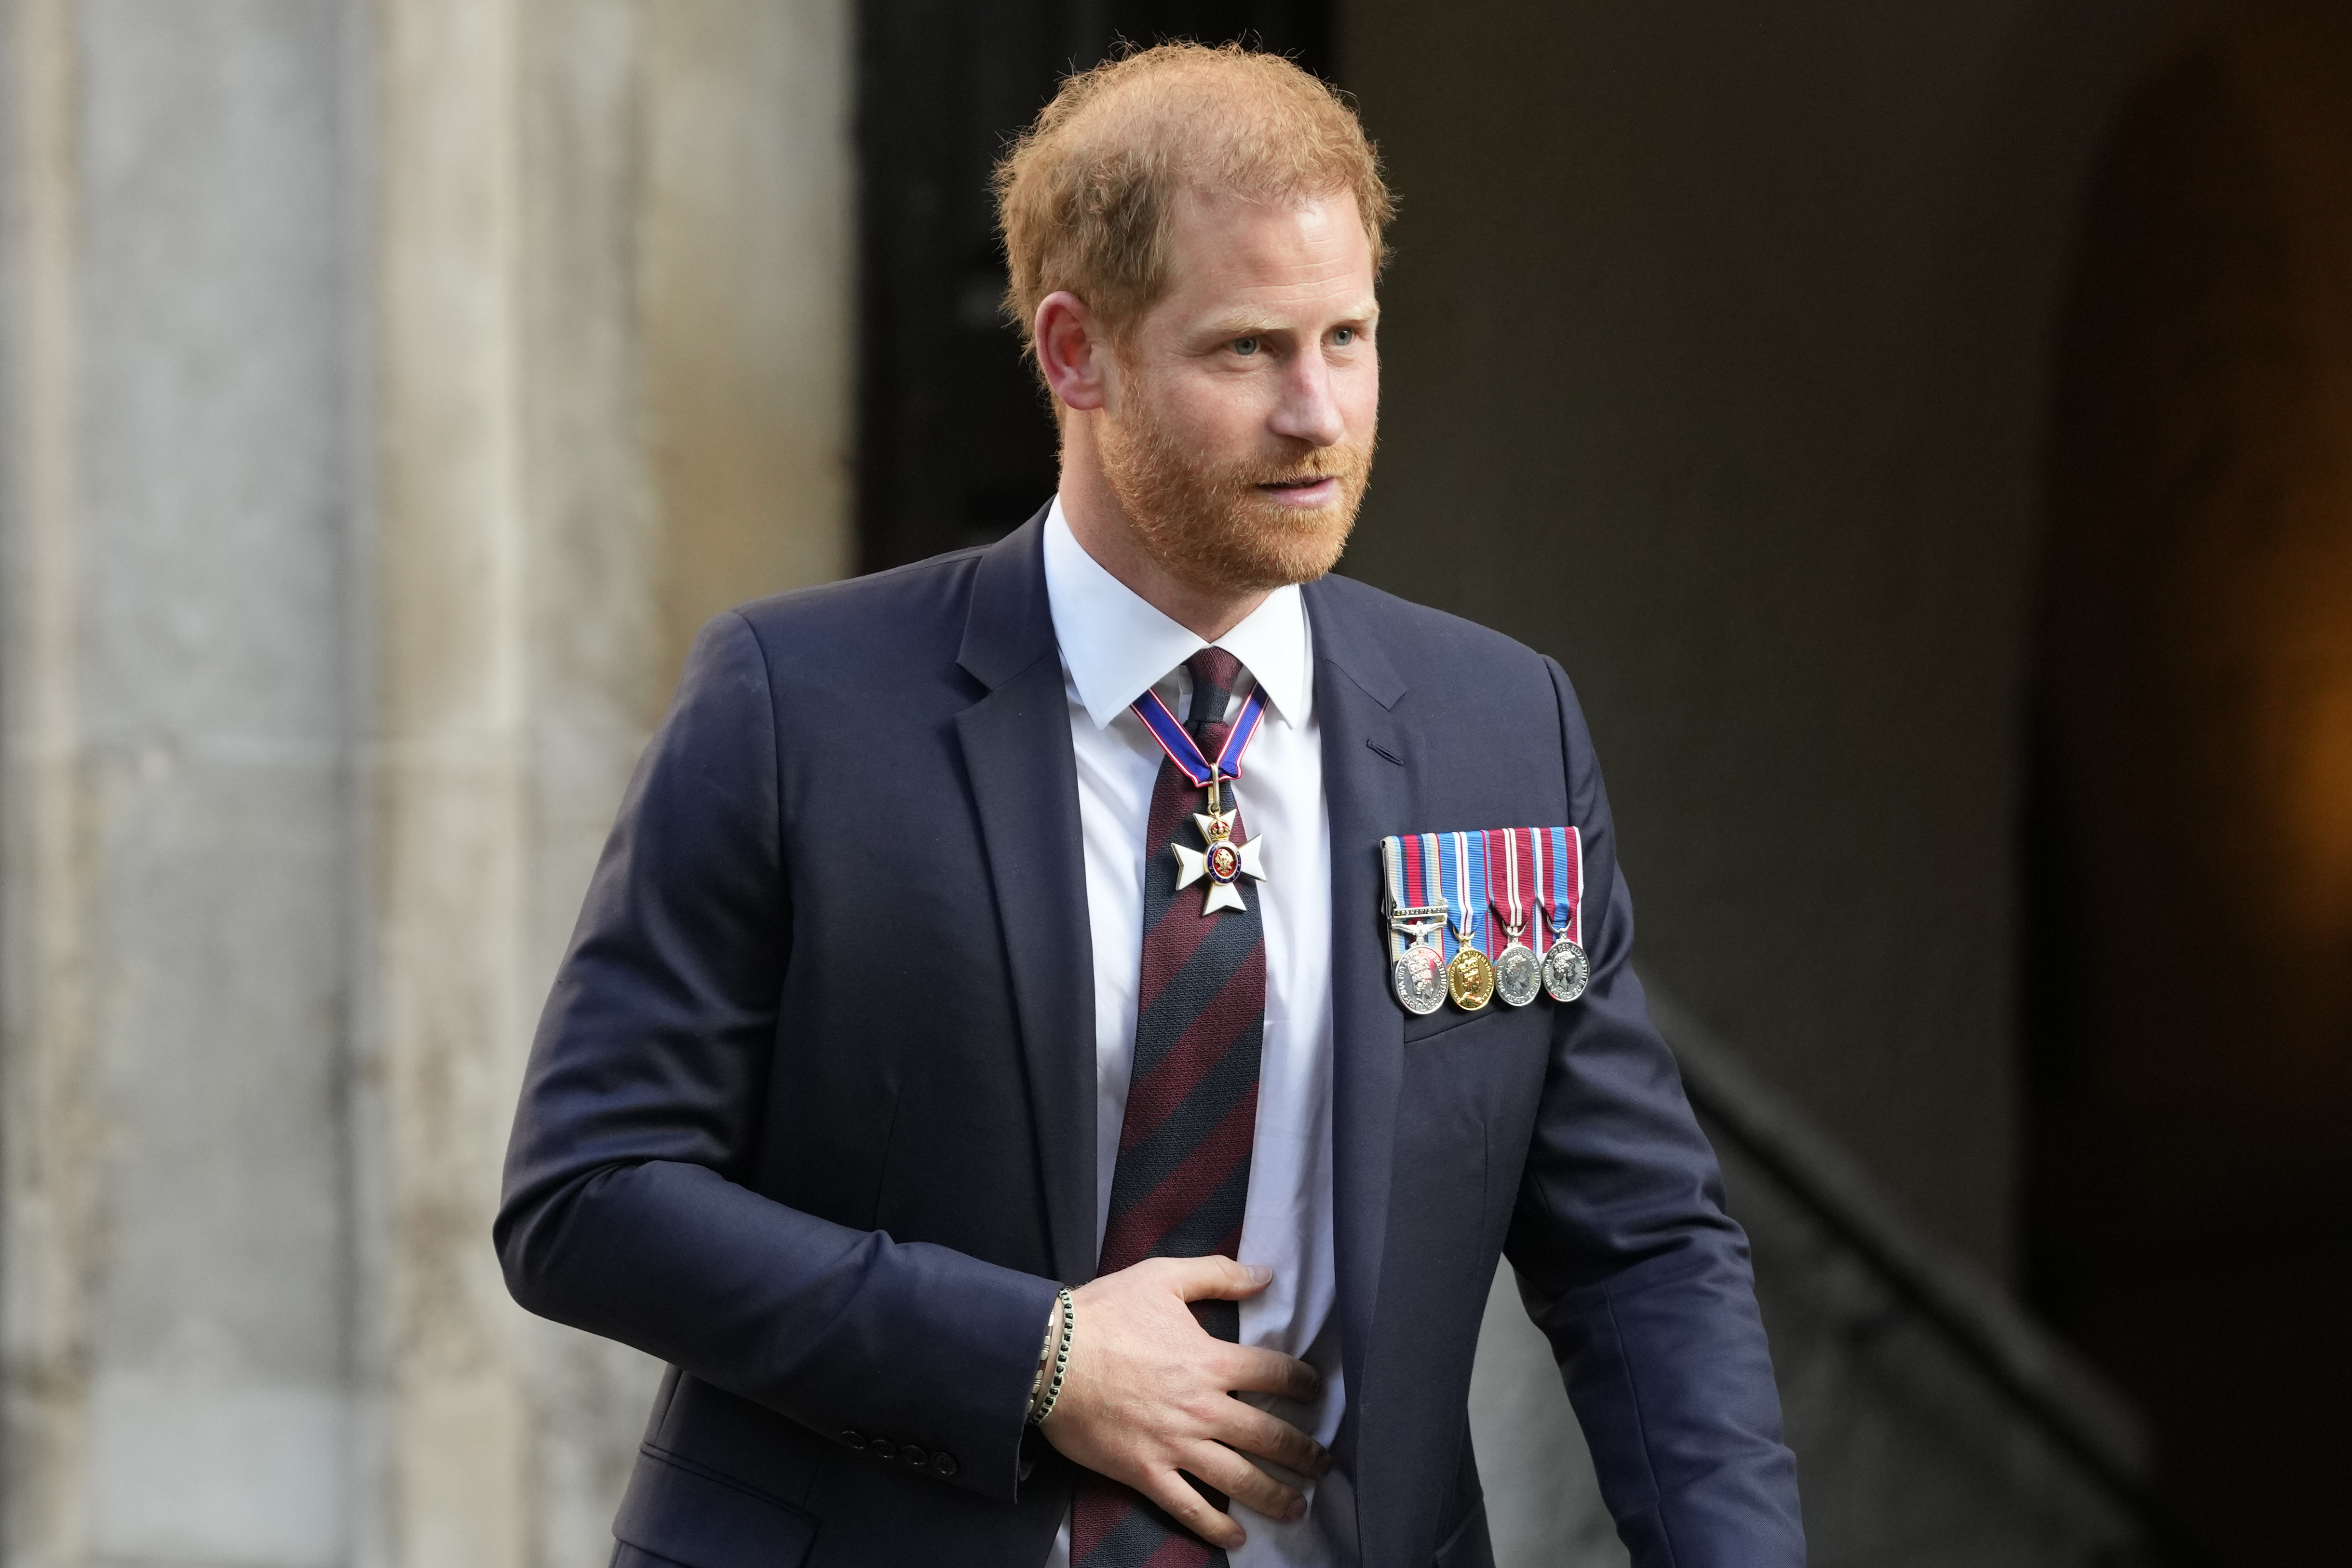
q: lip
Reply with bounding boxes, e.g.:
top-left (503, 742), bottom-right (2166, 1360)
top-left (1256, 476), bottom-right (1340, 508)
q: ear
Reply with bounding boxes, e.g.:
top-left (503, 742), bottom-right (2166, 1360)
top-left (1035, 290), bottom-right (1112, 413)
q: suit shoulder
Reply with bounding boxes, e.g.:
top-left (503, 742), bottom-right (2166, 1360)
top-left (1312, 571), bottom-right (1554, 681)
top-left (720, 548), bottom-right (986, 671)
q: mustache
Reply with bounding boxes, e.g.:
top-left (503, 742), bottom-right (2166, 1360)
top-left (1241, 448), bottom-right (1370, 488)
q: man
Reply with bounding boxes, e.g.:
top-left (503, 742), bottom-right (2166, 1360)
top-left (498, 42), bottom-right (1804, 1568)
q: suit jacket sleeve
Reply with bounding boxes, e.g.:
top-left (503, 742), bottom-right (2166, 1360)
top-left (1503, 656), bottom-right (1807, 1567)
top-left (493, 611), bottom-right (1062, 1504)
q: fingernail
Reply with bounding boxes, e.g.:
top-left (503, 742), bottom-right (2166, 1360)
top-left (1285, 1497), bottom-right (1309, 1522)
top-left (1245, 1263), bottom-right (1273, 1285)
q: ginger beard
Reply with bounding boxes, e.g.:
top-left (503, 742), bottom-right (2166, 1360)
top-left (1095, 359), bottom-right (1373, 595)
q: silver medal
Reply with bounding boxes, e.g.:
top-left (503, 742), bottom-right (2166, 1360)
top-left (1387, 902), bottom-right (1449, 1016)
top-left (1493, 940), bottom-right (1542, 1007)
top-left (1541, 937), bottom-right (1590, 1003)
top-left (1391, 944), bottom-right (1447, 1015)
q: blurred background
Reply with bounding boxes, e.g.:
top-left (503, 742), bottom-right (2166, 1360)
top-left (0, 0), bottom-right (2344, 1564)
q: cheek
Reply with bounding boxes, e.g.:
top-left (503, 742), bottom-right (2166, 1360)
top-left (1164, 377), bottom-right (1275, 454)
top-left (1341, 355), bottom-right (1380, 438)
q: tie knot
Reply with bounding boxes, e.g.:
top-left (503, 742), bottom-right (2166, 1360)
top-left (1185, 647), bottom-right (1244, 728)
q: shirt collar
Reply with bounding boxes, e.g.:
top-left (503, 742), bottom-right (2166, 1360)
top-left (1041, 496), bottom-right (1313, 732)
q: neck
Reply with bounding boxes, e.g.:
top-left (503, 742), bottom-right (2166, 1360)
top-left (1057, 430), bottom-right (1269, 642)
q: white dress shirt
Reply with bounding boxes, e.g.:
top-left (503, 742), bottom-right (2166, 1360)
top-left (1041, 500), bottom-right (1351, 1567)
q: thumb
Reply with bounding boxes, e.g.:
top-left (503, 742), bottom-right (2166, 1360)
top-left (1169, 1255), bottom-right (1273, 1303)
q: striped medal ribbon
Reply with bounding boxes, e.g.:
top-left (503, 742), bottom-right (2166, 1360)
top-left (1485, 828), bottom-right (1544, 1007)
top-left (1382, 834), bottom-right (1448, 1015)
top-left (1533, 824), bottom-right (1590, 1003)
top-left (1436, 830), bottom-right (1495, 1011)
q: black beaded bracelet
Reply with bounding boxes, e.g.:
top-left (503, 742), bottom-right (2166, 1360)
top-left (1029, 1288), bottom-right (1075, 1426)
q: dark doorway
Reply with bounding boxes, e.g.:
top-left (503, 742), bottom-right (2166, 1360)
top-left (2027, 4), bottom-right (2352, 1561)
top-left (855, 2), bottom-right (1334, 573)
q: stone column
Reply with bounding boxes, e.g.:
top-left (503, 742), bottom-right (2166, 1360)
top-left (365, 1), bottom-right (853, 1564)
top-left (0, 1), bottom-right (853, 1563)
top-left (1, 3), bottom-right (360, 1565)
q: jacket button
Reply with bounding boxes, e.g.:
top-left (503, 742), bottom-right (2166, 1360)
top-left (931, 1451), bottom-right (958, 1478)
top-left (868, 1439), bottom-right (897, 1462)
top-left (899, 1444), bottom-right (929, 1467)
top-left (840, 1430), bottom-right (865, 1451)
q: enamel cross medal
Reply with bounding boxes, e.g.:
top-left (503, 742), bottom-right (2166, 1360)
top-left (1131, 677), bottom-right (1271, 916)
top-left (1175, 771), bottom-right (1268, 914)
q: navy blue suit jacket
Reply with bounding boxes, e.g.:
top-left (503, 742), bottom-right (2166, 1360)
top-left (496, 515), bottom-right (1804, 1568)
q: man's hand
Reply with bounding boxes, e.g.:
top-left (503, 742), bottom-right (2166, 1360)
top-left (1041, 1256), bottom-right (1330, 1550)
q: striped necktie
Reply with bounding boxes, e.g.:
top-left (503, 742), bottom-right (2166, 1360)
top-left (1072, 647), bottom-right (1266, 1567)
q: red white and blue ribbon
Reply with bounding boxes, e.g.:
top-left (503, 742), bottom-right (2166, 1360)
top-left (1485, 827), bottom-right (1534, 948)
top-left (1438, 829), bottom-right (1487, 960)
top-left (1416, 833), bottom-right (1449, 957)
top-left (1388, 826), bottom-right (1578, 965)
top-left (1129, 681), bottom-right (1268, 790)
top-left (1532, 824), bottom-right (1584, 947)
top-left (1381, 832), bottom-right (1445, 960)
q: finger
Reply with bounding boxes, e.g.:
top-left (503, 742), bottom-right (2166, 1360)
top-left (1164, 1254), bottom-right (1273, 1303)
top-left (1216, 1402), bottom-right (1331, 1479)
top-left (1221, 1345), bottom-right (1323, 1402)
top-left (1188, 1443), bottom-right (1304, 1524)
top-left (1138, 1465), bottom-right (1248, 1551)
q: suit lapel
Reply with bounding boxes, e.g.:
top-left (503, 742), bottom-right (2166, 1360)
top-left (956, 515), bottom-right (1097, 1284)
top-left (1303, 579), bottom-right (1410, 1400)
top-left (951, 552), bottom-right (1412, 1307)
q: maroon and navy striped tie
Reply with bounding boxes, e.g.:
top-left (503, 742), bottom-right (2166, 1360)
top-left (1072, 647), bottom-right (1266, 1568)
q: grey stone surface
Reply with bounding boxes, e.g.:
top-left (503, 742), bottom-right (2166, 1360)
top-left (2, 1), bottom-right (850, 1563)
top-left (73, 2), bottom-right (356, 1562)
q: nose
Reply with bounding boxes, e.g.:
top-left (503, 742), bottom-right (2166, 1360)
top-left (1268, 350), bottom-right (1345, 449)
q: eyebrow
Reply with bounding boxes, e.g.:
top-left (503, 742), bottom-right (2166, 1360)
top-left (1200, 302), bottom-right (1382, 338)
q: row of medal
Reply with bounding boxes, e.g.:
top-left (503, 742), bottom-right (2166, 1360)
top-left (1381, 827), bottom-right (1590, 1016)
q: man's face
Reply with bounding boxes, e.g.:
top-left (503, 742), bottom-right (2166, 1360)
top-left (1095, 189), bottom-right (1379, 595)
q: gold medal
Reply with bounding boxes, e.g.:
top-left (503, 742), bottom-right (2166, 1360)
top-left (1446, 946), bottom-right (1495, 1011)
top-left (1439, 828), bottom-right (1496, 1011)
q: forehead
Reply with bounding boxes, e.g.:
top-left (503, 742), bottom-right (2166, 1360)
top-left (1151, 188), bottom-right (1376, 322)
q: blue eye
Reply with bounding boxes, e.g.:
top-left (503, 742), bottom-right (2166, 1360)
top-left (1232, 337), bottom-right (1260, 356)
top-left (1333, 327), bottom-right (1354, 346)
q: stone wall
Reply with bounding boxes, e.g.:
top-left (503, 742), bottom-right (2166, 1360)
top-left (0, 3), bottom-right (852, 1563)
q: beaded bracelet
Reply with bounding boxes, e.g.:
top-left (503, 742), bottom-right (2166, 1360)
top-left (1029, 1288), bottom-right (1075, 1426)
